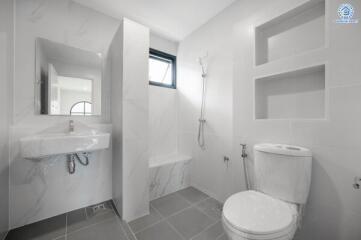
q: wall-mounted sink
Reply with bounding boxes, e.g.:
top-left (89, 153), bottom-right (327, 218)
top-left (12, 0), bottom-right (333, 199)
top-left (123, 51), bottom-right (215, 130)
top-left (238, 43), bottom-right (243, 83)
top-left (20, 122), bottom-right (110, 159)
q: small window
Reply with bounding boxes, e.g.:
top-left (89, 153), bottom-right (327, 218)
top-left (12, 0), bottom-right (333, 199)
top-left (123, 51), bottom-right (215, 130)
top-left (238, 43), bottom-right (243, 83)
top-left (149, 48), bottom-right (176, 89)
top-left (70, 101), bottom-right (92, 116)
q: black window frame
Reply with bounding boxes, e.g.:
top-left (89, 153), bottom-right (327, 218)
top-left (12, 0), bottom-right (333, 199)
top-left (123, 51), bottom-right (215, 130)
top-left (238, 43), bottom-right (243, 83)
top-left (70, 101), bottom-right (92, 116)
top-left (149, 48), bottom-right (177, 89)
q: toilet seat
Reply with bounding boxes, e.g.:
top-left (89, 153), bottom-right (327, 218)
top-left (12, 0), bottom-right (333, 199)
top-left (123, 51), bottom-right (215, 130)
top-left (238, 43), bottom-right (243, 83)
top-left (222, 191), bottom-right (298, 240)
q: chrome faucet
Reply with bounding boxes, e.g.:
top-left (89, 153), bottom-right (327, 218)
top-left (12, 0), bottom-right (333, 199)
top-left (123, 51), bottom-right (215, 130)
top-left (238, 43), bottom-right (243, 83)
top-left (69, 120), bottom-right (75, 133)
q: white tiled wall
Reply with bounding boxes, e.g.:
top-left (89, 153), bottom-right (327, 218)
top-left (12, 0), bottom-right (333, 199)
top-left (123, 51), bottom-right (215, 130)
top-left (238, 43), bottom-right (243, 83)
top-left (149, 86), bottom-right (178, 158)
top-left (148, 33), bottom-right (179, 159)
top-left (110, 19), bottom-right (150, 222)
top-left (178, 0), bottom-right (361, 239)
top-left (10, 0), bottom-right (119, 229)
top-left (0, 0), bottom-right (13, 237)
top-left (0, 32), bottom-right (9, 240)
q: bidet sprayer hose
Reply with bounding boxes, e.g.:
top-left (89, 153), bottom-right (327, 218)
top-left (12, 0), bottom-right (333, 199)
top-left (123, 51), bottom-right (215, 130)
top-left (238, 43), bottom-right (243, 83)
top-left (241, 144), bottom-right (251, 190)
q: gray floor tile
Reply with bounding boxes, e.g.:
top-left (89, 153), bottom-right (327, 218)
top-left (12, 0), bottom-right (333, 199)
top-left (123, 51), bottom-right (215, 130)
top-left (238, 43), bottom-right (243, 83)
top-left (85, 201), bottom-right (116, 225)
top-left (151, 192), bottom-right (190, 217)
top-left (192, 221), bottom-right (224, 240)
top-left (168, 206), bottom-right (216, 240)
top-left (67, 201), bottom-right (116, 234)
top-left (67, 208), bottom-right (88, 234)
top-left (53, 236), bottom-right (66, 240)
top-left (135, 221), bottom-right (183, 240)
top-left (119, 220), bottom-right (137, 240)
top-left (217, 234), bottom-right (229, 240)
top-left (67, 217), bottom-right (127, 240)
top-left (129, 206), bottom-right (163, 233)
top-left (196, 198), bottom-right (223, 220)
top-left (177, 187), bottom-right (209, 204)
top-left (6, 214), bottom-right (66, 240)
top-left (0, 231), bottom-right (7, 240)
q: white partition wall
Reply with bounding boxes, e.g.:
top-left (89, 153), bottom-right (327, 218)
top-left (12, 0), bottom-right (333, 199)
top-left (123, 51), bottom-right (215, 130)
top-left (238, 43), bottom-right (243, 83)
top-left (0, 33), bottom-right (10, 239)
top-left (0, 0), bottom-right (13, 237)
top-left (110, 22), bottom-right (124, 217)
top-left (110, 18), bottom-right (150, 222)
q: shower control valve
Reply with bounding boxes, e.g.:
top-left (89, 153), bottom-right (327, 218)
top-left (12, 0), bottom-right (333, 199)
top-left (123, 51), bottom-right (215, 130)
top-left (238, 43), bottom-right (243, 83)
top-left (240, 144), bottom-right (247, 159)
top-left (353, 177), bottom-right (361, 190)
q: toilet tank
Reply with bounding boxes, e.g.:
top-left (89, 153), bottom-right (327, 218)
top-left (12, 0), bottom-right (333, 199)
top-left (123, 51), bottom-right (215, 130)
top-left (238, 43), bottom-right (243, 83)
top-left (253, 143), bottom-right (312, 204)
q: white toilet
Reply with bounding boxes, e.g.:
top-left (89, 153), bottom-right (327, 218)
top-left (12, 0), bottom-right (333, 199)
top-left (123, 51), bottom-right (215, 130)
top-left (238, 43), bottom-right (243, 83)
top-left (222, 143), bottom-right (312, 240)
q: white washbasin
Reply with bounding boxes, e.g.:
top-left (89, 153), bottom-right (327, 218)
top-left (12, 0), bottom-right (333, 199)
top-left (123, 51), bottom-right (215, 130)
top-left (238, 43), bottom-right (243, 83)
top-left (20, 129), bottom-right (110, 159)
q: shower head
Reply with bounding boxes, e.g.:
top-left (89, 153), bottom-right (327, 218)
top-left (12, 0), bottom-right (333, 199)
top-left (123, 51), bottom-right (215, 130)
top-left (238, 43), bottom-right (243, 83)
top-left (197, 54), bottom-right (208, 66)
top-left (198, 53), bottom-right (208, 75)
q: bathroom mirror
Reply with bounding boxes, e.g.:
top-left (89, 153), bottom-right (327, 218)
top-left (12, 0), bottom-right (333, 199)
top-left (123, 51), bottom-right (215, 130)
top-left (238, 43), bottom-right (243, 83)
top-left (35, 38), bottom-right (102, 116)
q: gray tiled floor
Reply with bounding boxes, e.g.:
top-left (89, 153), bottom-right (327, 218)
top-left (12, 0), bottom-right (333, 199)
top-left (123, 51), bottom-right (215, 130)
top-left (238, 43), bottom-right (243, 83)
top-left (131, 187), bottom-right (225, 240)
top-left (150, 192), bottom-right (191, 217)
top-left (6, 200), bottom-right (128, 240)
top-left (6, 187), bottom-right (226, 240)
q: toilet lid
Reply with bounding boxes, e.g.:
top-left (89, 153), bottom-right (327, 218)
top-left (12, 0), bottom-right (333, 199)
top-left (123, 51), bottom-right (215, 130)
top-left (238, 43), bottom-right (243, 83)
top-left (223, 191), bottom-right (297, 236)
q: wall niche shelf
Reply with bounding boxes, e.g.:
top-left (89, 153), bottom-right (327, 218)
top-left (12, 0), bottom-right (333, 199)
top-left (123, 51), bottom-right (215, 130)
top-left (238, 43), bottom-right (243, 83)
top-left (255, 0), bottom-right (325, 66)
top-left (255, 64), bottom-right (326, 120)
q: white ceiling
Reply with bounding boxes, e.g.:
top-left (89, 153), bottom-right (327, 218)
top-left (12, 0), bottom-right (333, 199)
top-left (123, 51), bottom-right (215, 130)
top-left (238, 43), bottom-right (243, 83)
top-left (73, 0), bottom-right (237, 41)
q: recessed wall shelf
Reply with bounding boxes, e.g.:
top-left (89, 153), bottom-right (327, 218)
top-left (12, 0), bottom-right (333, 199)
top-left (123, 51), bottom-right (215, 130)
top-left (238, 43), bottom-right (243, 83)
top-left (255, 64), bottom-right (325, 120)
top-left (255, 0), bottom-right (325, 66)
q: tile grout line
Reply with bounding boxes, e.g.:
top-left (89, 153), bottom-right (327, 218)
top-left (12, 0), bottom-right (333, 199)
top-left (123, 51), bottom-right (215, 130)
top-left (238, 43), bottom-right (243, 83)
top-left (125, 222), bottom-right (138, 240)
top-left (65, 212), bottom-right (68, 240)
top-left (216, 233), bottom-right (226, 240)
top-left (2, 231), bottom-right (8, 240)
top-left (117, 216), bottom-right (136, 240)
top-left (130, 203), bottom-right (178, 235)
top-left (84, 207), bottom-right (89, 220)
top-left (65, 212), bottom-right (116, 236)
top-left (150, 203), bottom-right (187, 240)
top-left (131, 205), bottom-right (165, 234)
top-left (193, 200), bottom-right (223, 222)
top-left (175, 193), bottom-right (222, 222)
top-left (110, 201), bottom-right (138, 240)
top-left (189, 220), bottom-right (222, 240)
top-left (175, 191), bottom-right (210, 206)
top-left (129, 190), bottom-right (223, 239)
top-left (164, 220), bottom-right (187, 240)
top-left (156, 192), bottom-right (222, 239)
top-left (117, 219), bottom-right (132, 240)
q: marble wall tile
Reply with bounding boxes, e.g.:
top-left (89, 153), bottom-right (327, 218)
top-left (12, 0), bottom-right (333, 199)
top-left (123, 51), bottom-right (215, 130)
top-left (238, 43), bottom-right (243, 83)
top-left (9, 124), bottom-right (113, 229)
top-left (121, 19), bottom-right (150, 221)
top-left (0, 0), bottom-right (13, 236)
top-left (149, 157), bottom-right (191, 200)
top-left (109, 24), bottom-right (124, 217)
top-left (10, 0), bottom-right (120, 230)
top-left (0, 33), bottom-right (9, 237)
top-left (149, 86), bottom-right (178, 158)
top-left (110, 19), bottom-right (150, 222)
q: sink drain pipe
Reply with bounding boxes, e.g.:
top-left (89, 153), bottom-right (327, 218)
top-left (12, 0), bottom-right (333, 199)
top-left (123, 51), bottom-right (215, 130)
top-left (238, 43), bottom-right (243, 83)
top-left (68, 153), bottom-right (90, 174)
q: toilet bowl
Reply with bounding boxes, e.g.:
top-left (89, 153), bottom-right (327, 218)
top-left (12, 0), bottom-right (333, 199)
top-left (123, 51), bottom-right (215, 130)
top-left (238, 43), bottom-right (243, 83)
top-left (222, 191), bottom-right (298, 240)
top-left (222, 144), bottom-right (312, 240)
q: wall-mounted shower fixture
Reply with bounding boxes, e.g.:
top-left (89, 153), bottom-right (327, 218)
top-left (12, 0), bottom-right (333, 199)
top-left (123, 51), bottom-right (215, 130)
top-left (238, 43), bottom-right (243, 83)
top-left (223, 156), bottom-right (230, 167)
top-left (240, 144), bottom-right (250, 190)
top-left (68, 152), bottom-right (90, 174)
top-left (197, 53), bottom-right (208, 149)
